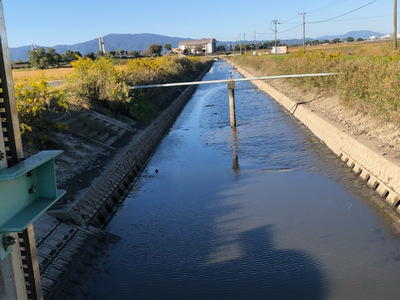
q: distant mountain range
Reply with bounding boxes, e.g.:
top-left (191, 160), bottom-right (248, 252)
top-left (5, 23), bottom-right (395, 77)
top-left (316, 30), bottom-right (384, 41)
top-left (9, 31), bottom-right (386, 61)
top-left (10, 33), bottom-right (190, 61)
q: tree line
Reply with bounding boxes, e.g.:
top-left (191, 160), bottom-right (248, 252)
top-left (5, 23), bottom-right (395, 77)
top-left (27, 43), bottom-right (173, 69)
top-left (226, 37), bottom-right (363, 52)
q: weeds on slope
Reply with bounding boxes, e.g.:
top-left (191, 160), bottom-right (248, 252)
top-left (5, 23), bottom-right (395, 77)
top-left (230, 50), bottom-right (400, 122)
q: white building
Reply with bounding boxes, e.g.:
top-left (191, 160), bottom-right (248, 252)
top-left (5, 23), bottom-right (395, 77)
top-left (178, 38), bottom-right (217, 54)
top-left (271, 46), bottom-right (288, 54)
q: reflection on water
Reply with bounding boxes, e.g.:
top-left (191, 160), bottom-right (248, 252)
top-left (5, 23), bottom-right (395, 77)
top-left (231, 128), bottom-right (239, 175)
top-left (88, 62), bottom-right (400, 300)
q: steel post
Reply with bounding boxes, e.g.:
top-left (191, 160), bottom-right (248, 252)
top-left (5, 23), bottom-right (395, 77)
top-left (227, 80), bottom-right (236, 127)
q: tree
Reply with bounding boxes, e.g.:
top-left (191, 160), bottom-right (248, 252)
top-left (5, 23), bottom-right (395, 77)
top-left (97, 50), bottom-right (105, 57)
top-left (149, 44), bottom-right (162, 56)
top-left (262, 41), bottom-right (272, 49)
top-left (128, 50), bottom-right (140, 57)
top-left (164, 44), bottom-right (172, 52)
top-left (63, 50), bottom-right (75, 62)
top-left (39, 56), bottom-right (49, 69)
top-left (356, 38), bottom-right (364, 42)
top-left (345, 36), bottom-right (355, 42)
top-left (29, 50), bottom-right (40, 68)
top-left (28, 47), bottom-right (61, 69)
top-left (86, 52), bottom-right (95, 60)
top-left (331, 38), bottom-right (341, 44)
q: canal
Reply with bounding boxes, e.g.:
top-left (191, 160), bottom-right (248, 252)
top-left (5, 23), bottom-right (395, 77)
top-left (88, 61), bottom-right (400, 299)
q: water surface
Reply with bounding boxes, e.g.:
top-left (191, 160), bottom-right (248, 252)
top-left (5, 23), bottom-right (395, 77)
top-left (89, 62), bottom-right (400, 299)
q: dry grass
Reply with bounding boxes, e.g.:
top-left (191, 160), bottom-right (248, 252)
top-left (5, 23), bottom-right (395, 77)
top-left (290, 40), bottom-right (396, 57)
top-left (230, 43), bottom-right (400, 123)
top-left (12, 67), bottom-right (73, 83)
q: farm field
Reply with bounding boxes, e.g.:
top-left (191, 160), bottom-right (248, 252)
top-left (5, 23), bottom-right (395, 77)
top-left (289, 40), bottom-right (395, 56)
top-left (12, 67), bottom-right (72, 82)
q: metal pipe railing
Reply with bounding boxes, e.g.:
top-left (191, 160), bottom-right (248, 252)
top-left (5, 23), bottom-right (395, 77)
top-left (130, 73), bottom-right (337, 90)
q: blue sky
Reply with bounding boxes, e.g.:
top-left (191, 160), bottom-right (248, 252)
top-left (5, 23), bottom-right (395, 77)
top-left (2, 0), bottom-right (396, 47)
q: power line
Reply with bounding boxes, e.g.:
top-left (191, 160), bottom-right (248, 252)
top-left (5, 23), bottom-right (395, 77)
top-left (308, 0), bottom-right (377, 24)
top-left (278, 24), bottom-right (302, 34)
top-left (307, 0), bottom-right (350, 14)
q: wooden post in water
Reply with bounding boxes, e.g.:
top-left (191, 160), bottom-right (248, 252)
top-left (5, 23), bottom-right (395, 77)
top-left (227, 77), bottom-right (236, 127)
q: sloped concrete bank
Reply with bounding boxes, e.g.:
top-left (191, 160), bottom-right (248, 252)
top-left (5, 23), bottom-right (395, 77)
top-left (36, 63), bottom-right (213, 298)
top-left (230, 62), bottom-right (400, 216)
top-left (52, 63), bottom-right (213, 227)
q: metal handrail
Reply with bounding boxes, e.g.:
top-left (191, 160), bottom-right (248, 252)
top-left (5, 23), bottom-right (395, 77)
top-left (130, 73), bottom-right (338, 90)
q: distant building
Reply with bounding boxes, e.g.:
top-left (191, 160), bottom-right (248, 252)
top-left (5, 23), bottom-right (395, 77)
top-left (271, 46), bottom-right (288, 54)
top-left (178, 38), bottom-right (217, 54)
top-left (217, 43), bottom-right (232, 52)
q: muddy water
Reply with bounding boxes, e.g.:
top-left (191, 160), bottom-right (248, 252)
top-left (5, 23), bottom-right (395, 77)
top-left (88, 62), bottom-right (400, 299)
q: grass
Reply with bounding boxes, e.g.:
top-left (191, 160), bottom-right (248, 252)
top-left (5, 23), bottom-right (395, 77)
top-left (289, 40), bottom-right (397, 58)
top-left (228, 40), bottom-right (400, 123)
top-left (12, 67), bottom-right (73, 83)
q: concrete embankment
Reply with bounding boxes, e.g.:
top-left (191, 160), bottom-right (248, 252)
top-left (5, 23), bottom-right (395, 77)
top-left (229, 61), bottom-right (400, 216)
top-left (52, 63), bottom-right (213, 227)
top-left (35, 62), bottom-right (213, 298)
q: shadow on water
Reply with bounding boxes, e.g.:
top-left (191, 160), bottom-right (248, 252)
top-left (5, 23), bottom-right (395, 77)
top-left (201, 225), bottom-right (327, 300)
top-left (89, 203), bottom-right (328, 299)
top-left (88, 61), bottom-right (328, 299)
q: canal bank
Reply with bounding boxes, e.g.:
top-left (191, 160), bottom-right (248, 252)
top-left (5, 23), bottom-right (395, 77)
top-left (88, 60), bottom-right (400, 299)
top-left (228, 60), bottom-right (400, 224)
top-left (35, 58), bottom-right (400, 297)
top-left (34, 62), bottom-right (213, 298)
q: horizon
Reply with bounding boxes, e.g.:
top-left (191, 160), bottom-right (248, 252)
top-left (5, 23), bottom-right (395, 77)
top-left (2, 0), bottom-right (395, 48)
top-left (7, 30), bottom-right (388, 50)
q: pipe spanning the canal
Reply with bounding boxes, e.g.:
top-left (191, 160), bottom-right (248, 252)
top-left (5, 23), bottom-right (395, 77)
top-left (130, 73), bottom-right (337, 90)
top-left (131, 72), bottom-right (337, 128)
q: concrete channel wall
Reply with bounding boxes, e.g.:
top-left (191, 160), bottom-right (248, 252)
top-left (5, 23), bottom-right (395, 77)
top-left (231, 62), bottom-right (400, 214)
top-left (60, 63), bottom-right (213, 228)
top-left (35, 63), bottom-right (213, 299)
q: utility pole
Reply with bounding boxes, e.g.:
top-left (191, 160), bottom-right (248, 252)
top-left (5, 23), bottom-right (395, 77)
top-left (299, 12), bottom-right (306, 51)
top-left (239, 34), bottom-right (242, 54)
top-left (394, 0), bottom-right (398, 49)
top-left (254, 30), bottom-right (257, 52)
top-left (273, 20), bottom-right (279, 54)
top-left (243, 33), bottom-right (246, 53)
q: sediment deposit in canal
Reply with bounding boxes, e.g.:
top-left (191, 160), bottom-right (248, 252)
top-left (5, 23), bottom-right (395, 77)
top-left (88, 61), bottom-right (400, 299)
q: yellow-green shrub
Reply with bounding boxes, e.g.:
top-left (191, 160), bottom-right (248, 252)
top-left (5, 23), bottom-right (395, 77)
top-left (66, 56), bottom-right (207, 121)
top-left (67, 56), bottom-right (129, 106)
top-left (14, 76), bottom-right (68, 150)
top-left (15, 76), bottom-right (67, 133)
